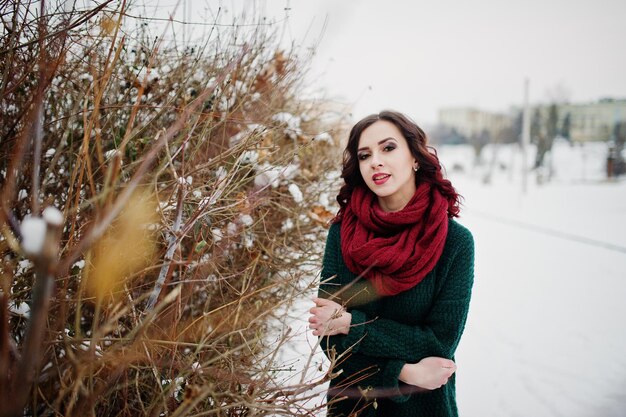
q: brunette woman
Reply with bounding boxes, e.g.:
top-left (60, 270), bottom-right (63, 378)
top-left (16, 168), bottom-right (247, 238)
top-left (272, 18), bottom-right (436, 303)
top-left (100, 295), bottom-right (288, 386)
top-left (309, 110), bottom-right (474, 417)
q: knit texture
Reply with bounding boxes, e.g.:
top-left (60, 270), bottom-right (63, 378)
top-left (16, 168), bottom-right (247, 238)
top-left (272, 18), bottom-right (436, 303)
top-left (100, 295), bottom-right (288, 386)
top-left (319, 218), bottom-right (474, 417)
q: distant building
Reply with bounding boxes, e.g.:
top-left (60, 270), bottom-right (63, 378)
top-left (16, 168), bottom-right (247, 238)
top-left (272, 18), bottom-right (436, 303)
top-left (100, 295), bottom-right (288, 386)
top-left (438, 107), bottom-right (513, 142)
top-left (549, 98), bottom-right (626, 143)
top-left (438, 98), bottom-right (626, 144)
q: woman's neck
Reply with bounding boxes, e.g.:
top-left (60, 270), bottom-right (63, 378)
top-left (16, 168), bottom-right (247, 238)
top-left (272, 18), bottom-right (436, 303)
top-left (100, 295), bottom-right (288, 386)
top-left (377, 185), bottom-right (417, 212)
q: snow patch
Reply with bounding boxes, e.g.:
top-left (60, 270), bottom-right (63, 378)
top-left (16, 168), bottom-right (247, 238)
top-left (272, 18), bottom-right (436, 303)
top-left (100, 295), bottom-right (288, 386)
top-left (318, 192), bottom-right (330, 208)
top-left (272, 112), bottom-right (302, 139)
top-left (9, 301), bottom-right (30, 318)
top-left (72, 260), bottom-right (86, 270)
top-left (17, 259), bottom-right (33, 275)
top-left (226, 222), bottom-right (238, 236)
top-left (105, 149), bottom-right (122, 161)
top-left (20, 216), bottom-right (47, 255)
top-left (243, 232), bottom-right (255, 248)
top-left (43, 206), bottom-right (63, 226)
top-left (238, 214), bottom-right (253, 227)
top-left (254, 162), bottom-right (300, 189)
top-left (211, 228), bottom-right (223, 243)
top-left (215, 166), bottom-right (228, 182)
top-left (254, 165), bottom-right (282, 188)
top-left (281, 218), bottom-right (294, 232)
top-left (288, 183), bottom-right (303, 203)
top-left (313, 132), bottom-right (333, 143)
top-left (241, 150), bottom-right (259, 164)
top-left (191, 362), bottom-right (203, 374)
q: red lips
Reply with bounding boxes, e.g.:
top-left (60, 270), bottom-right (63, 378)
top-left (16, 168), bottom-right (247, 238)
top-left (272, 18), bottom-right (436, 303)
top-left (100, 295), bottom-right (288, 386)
top-left (372, 173), bottom-right (390, 185)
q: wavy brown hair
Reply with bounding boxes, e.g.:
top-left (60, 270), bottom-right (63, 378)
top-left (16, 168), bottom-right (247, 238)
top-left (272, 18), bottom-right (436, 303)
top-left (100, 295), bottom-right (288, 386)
top-left (334, 110), bottom-right (462, 221)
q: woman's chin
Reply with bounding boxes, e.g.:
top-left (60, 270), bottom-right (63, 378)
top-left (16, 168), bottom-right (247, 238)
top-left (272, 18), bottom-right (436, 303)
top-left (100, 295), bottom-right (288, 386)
top-left (369, 188), bottom-right (394, 199)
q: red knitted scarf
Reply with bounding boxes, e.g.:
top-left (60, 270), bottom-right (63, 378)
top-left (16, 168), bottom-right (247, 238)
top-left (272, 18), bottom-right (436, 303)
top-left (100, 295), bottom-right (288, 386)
top-left (340, 183), bottom-right (449, 296)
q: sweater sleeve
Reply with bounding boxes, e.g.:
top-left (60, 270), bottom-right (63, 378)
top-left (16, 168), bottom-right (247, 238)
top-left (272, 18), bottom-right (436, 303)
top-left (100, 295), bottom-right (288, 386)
top-left (318, 222), bottom-right (366, 358)
top-left (318, 223), bottom-right (341, 298)
top-left (318, 223), bottom-right (412, 402)
top-left (318, 222), bottom-right (349, 360)
top-left (336, 225), bottom-right (475, 362)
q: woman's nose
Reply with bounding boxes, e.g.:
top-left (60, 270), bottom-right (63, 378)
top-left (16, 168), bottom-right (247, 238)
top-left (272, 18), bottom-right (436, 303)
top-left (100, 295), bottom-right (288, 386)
top-left (371, 154), bottom-right (382, 169)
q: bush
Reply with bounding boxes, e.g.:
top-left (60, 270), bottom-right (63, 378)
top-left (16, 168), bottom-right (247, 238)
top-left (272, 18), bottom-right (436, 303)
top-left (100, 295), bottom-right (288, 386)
top-left (0, 1), bottom-right (345, 415)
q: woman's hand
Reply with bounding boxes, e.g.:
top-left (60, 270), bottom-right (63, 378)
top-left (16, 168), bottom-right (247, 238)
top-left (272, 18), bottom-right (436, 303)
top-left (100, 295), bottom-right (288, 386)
top-left (309, 297), bottom-right (351, 336)
top-left (398, 357), bottom-right (456, 390)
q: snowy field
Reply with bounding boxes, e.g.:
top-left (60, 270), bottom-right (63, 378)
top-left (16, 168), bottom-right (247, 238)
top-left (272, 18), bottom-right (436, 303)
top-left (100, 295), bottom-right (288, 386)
top-left (276, 140), bottom-right (626, 417)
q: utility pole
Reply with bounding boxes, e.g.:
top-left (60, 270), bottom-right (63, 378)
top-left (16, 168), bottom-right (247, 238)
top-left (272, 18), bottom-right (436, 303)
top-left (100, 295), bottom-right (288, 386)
top-left (521, 79), bottom-right (531, 194)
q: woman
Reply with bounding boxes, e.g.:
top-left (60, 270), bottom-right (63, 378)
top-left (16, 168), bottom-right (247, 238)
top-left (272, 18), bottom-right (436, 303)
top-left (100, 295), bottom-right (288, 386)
top-left (309, 110), bottom-right (474, 417)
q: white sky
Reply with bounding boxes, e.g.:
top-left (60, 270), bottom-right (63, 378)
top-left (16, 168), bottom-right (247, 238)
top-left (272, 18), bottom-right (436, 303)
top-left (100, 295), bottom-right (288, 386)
top-left (163, 0), bottom-right (626, 124)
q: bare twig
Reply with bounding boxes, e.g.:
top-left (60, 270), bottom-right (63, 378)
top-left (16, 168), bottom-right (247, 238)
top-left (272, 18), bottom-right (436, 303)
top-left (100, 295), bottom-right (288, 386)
top-left (0, 0), bottom-right (115, 56)
top-left (146, 181), bottom-right (184, 310)
top-left (57, 45), bottom-right (249, 277)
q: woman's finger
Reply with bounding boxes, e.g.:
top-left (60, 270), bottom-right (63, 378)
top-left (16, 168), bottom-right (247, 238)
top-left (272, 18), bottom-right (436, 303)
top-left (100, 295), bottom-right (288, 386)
top-left (314, 297), bottom-right (337, 307)
top-left (440, 359), bottom-right (456, 370)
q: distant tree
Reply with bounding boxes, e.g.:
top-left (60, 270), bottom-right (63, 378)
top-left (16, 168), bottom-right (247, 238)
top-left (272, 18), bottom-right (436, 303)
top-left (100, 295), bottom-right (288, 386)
top-left (495, 124), bottom-right (516, 144)
top-left (470, 128), bottom-right (491, 165)
top-left (533, 104), bottom-right (558, 169)
top-left (561, 112), bottom-right (571, 141)
top-left (512, 111), bottom-right (523, 143)
top-left (428, 125), bottom-right (467, 145)
top-left (450, 128), bottom-right (467, 144)
top-left (547, 104), bottom-right (559, 140)
top-left (449, 127), bottom-right (468, 145)
top-left (607, 121), bottom-right (626, 177)
top-left (614, 121), bottom-right (626, 151)
top-left (530, 108), bottom-right (542, 142)
top-left (531, 108), bottom-right (543, 166)
top-left (613, 122), bottom-right (626, 175)
top-left (484, 125), bottom-right (509, 184)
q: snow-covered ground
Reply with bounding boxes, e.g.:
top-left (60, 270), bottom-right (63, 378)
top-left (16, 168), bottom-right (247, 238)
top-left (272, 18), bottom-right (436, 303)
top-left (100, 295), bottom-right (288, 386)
top-left (276, 140), bottom-right (626, 416)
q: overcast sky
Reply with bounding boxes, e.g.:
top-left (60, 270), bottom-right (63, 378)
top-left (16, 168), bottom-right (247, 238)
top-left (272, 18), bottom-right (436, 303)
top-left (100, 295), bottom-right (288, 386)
top-left (176, 0), bottom-right (626, 124)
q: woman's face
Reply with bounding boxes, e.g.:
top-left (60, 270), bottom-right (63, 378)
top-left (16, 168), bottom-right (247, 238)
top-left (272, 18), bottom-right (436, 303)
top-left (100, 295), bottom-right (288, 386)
top-left (356, 120), bottom-right (417, 212)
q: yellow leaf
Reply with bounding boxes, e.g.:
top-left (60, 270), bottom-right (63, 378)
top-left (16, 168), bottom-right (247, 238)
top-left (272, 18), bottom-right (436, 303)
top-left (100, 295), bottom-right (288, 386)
top-left (86, 191), bottom-right (158, 303)
top-left (100, 16), bottom-right (118, 36)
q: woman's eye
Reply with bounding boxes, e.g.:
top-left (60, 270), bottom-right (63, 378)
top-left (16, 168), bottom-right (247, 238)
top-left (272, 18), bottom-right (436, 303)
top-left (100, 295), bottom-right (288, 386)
top-left (358, 153), bottom-right (369, 161)
top-left (383, 145), bottom-right (396, 152)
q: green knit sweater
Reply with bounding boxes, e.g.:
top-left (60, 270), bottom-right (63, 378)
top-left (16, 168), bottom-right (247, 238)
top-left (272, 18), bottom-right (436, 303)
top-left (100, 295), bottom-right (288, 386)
top-left (319, 218), bottom-right (474, 417)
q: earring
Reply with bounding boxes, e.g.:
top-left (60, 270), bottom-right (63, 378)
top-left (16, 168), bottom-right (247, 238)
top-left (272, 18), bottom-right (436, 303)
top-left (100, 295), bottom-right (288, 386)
top-left (413, 163), bottom-right (419, 172)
